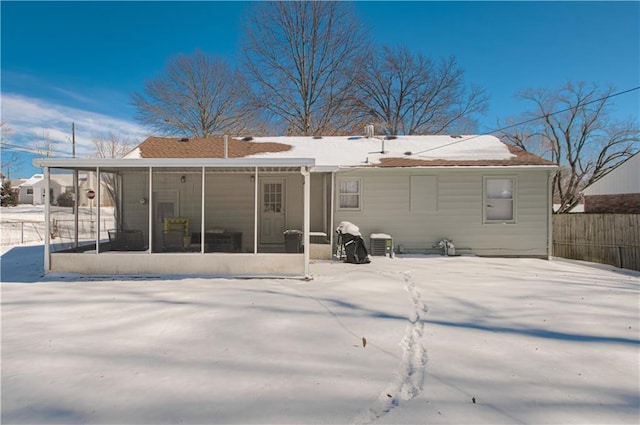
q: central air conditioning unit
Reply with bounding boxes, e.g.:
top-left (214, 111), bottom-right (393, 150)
top-left (370, 233), bottom-right (393, 257)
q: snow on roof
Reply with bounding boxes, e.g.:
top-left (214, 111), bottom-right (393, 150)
top-left (124, 147), bottom-right (141, 159)
top-left (124, 135), bottom-right (556, 168)
top-left (242, 135), bottom-right (514, 166)
top-left (17, 174), bottom-right (44, 187)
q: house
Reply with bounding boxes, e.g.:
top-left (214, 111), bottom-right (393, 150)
top-left (33, 133), bottom-right (557, 278)
top-left (582, 153), bottom-right (640, 213)
top-left (17, 172), bottom-right (114, 207)
top-left (16, 174), bottom-right (68, 205)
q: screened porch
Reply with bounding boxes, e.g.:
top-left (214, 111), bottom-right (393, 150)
top-left (33, 158), bottom-right (319, 278)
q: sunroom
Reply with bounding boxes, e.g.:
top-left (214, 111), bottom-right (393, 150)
top-left (33, 157), bottom-right (321, 278)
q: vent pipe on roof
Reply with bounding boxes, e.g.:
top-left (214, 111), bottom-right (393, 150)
top-left (364, 124), bottom-right (374, 138)
top-left (224, 135), bottom-right (228, 159)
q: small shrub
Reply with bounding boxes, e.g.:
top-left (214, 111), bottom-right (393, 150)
top-left (0, 180), bottom-right (18, 207)
top-left (57, 190), bottom-right (74, 207)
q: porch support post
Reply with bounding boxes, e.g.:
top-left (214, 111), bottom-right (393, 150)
top-left (547, 169), bottom-right (554, 260)
top-left (96, 167), bottom-right (101, 253)
top-left (148, 167), bottom-right (153, 252)
top-left (73, 170), bottom-right (78, 249)
top-left (43, 166), bottom-right (51, 273)
top-left (201, 166), bottom-right (205, 253)
top-left (253, 166), bottom-right (259, 254)
top-left (330, 171), bottom-right (335, 260)
top-left (302, 167), bottom-right (311, 279)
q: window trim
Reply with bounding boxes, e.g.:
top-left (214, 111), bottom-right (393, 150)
top-left (337, 178), bottom-right (362, 211)
top-left (483, 176), bottom-right (517, 224)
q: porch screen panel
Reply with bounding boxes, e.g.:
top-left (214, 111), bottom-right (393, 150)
top-left (152, 167), bottom-right (202, 253)
top-left (204, 170), bottom-right (255, 253)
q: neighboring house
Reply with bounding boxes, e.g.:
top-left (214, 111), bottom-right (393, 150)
top-left (582, 153), bottom-right (640, 213)
top-left (16, 174), bottom-right (66, 205)
top-left (17, 172), bottom-right (114, 207)
top-left (33, 133), bottom-right (556, 278)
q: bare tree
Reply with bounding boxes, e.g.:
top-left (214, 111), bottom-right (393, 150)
top-left (133, 50), bottom-right (254, 137)
top-left (501, 82), bottom-right (639, 213)
top-left (355, 46), bottom-right (488, 135)
top-left (91, 132), bottom-right (133, 159)
top-left (0, 123), bottom-right (23, 180)
top-left (90, 132), bottom-right (135, 228)
top-left (34, 130), bottom-right (56, 158)
top-left (0, 122), bottom-right (11, 141)
top-left (241, 1), bottom-right (369, 136)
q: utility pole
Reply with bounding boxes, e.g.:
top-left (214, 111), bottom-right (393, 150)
top-left (72, 122), bottom-right (76, 158)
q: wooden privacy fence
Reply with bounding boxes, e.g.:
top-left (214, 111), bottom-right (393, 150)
top-left (553, 213), bottom-right (640, 271)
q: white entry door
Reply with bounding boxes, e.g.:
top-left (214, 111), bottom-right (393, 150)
top-left (260, 178), bottom-right (286, 244)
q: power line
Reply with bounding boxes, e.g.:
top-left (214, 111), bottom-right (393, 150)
top-left (0, 142), bottom-right (73, 158)
top-left (409, 86), bottom-right (640, 157)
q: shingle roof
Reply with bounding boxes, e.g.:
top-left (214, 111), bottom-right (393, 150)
top-left (135, 136), bottom-right (291, 158)
top-left (129, 136), bottom-right (556, 168)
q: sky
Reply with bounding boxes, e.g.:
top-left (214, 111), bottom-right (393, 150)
top-left (2, 1), bottom-right (639, 178)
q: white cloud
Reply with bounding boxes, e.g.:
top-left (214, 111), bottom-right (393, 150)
top-left (1, 93), bottom-right (148, 158)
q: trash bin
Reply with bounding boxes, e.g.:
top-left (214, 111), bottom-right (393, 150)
top-left (284, 230), bottom-right (303, 253)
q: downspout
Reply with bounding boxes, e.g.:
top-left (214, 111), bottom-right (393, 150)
top-left (301, 167), bottom-right (311, 279)
top-left (330, 171), bottom-right (335, 261)
top-left (254, 166), bottom-right (258, 254)
top-left (44, 166), bottom-right (51, 273)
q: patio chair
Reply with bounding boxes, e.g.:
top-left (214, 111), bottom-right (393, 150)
top-left (163, 217), bottom-right (191, 250)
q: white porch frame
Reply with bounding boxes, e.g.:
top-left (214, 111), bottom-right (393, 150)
top-left (34, 158), bottom-right (315, 279)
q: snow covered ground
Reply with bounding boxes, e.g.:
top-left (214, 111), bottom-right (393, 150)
top-left (0, 205), bottom-right (115, 247)
top-left (1, 240), bottom-right (638, 424)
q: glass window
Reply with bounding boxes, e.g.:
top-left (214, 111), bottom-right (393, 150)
top-left (339, 179), bottom-right (361, 209)
top-left (485, 178), bottom-right (515, 222)
top-left (263, 183), bottom-right (282, 213)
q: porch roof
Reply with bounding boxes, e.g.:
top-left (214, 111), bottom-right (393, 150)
top-left (32, 157), bottom-right (315, 170)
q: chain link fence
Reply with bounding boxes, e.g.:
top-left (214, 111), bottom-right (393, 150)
top-left (1, 217), bottom-right (116, 247)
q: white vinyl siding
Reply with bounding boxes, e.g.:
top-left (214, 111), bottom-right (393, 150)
top-left (122, 171), bottom-right (305, 252)
top-left (484, 177), bottom-right (516, 223)
top-left (582, 153), bottom-right (639, 195)
top-left (338, 178), bottom-right (361, 210)
top-left (333, 168), bottom-right (550, 257)
top-left (410, 176), bottom-right (437, 212)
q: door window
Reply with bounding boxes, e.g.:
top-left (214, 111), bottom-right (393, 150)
top-left (263, 183), bottom-right (282, 213)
